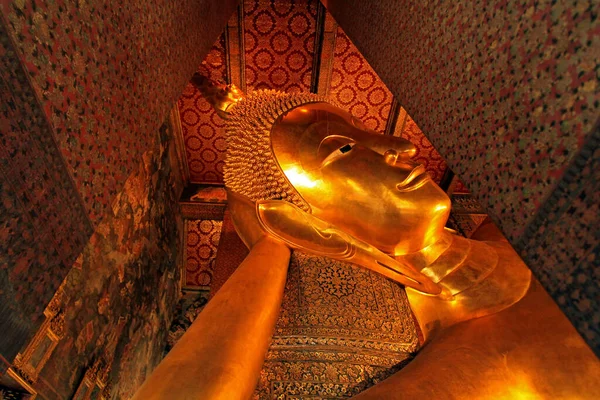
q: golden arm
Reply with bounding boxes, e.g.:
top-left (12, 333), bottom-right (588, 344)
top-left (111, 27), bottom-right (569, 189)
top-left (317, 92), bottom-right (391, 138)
top-left (131, 236), bottom-right (290, 400)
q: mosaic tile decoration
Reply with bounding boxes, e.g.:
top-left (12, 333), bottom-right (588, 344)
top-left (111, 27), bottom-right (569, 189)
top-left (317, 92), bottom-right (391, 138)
top-left (330, 27), bottom-right (393, 133)
top-left (515, 126), bottom-right (600, 353)
top-left (2, 0), bottom-right (237, 222)
top-left (324, 0), bottom-right (600, 353)
top-left (244, 0), bottom-right (317, 93)
top-left (255, 251), bottom-right (417, 398)
top-left (185, 220), bottom-right (223, 288)
top-left (178, 35), bottom-right (228, 184)
top-left (0, 17), bottom-right (92, 362)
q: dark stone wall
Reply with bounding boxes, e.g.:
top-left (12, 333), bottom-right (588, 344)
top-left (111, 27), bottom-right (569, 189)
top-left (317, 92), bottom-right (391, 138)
top-left (323, 0), bottom-right (599, 352)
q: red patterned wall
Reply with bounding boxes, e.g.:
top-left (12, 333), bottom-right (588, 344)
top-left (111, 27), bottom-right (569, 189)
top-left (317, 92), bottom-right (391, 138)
top-left (177, 6), bottom-right (450, 188)
top-left (452, 178), bottom-right (470, 194)
top-left (176, 6), bottom-right (451, 188)
top-left (328, 22), bottom-right (448, 183)
top-left (185, 220), bottom-right (222, 288)
top-left (330, 28), bottom-right (392, 133)
top-left (244, 0), bottom-right (317, 92)
top-left (177, 5), bottom-right (449, 188)
top-left (398, 115), bottom-right (448, 184)
top-left (178, 35), bottom-right (228, 183)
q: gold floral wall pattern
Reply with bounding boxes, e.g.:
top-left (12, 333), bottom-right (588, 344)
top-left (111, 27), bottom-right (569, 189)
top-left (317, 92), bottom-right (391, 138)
top-left (243, 0), bottom-right (317, 92)
top-left (178, 35), bottom-right (228, 183)
top-left (184, 220), bottom-right (223, 288)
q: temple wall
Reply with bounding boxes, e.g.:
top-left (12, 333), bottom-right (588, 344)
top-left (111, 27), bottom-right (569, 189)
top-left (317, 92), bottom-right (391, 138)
top-left (0, 0), bottom-right (236, 364)
top-left (40, 120), bottom-right (184, 399)
top-left (323, 0), bottom-right (599, 352)
top-left (9, 118), bottom-right (184, 399)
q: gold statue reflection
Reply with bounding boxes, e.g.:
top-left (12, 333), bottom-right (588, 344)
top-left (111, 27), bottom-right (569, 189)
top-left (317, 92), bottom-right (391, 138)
top-left (133, 76), bottom-right (600, 400)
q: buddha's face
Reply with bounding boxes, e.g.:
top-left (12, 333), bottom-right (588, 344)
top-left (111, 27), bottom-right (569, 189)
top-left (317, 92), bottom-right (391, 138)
top-left (271, 103), bottom-right (451, 255)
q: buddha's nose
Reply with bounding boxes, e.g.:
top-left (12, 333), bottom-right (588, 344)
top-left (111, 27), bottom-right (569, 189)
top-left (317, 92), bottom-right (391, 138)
top-left (353, 130), bottom-right (417, 159)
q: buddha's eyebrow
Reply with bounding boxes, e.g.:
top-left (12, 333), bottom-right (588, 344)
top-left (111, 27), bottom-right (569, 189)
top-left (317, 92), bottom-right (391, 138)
top-left (316, 136), bottom-right (357, 164)
top-left (318, 135), bottom-right (355, 149)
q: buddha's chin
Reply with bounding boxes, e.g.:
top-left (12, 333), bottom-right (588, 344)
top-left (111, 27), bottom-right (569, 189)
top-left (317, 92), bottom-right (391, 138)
top-left (387, 220), bottom-right (449, 256)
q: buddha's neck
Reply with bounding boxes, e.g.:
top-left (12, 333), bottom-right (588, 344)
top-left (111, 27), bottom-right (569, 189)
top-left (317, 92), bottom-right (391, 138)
top-left (395, 230), bottom-right (455, 272)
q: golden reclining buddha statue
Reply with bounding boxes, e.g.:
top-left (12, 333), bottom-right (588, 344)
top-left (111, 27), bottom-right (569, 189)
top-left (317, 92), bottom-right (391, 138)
top-left (134, 76), bottom-right (600, 399)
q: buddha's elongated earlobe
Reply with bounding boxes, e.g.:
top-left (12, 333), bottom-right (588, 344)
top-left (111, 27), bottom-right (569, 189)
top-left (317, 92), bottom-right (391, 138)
top-left (226, 190), bottom-right (267, 249)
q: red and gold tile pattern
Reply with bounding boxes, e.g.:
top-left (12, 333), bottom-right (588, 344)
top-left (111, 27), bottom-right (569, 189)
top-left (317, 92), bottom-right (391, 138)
top-left (178, 36), bottom-right (228, 183)
top-left (451, 178), bottom-right (470, 194)
top-left (243, 0), bottom-right (317, 92)
top-left (330, 28), bottom-right (392, 133)
top-left (185, 220), bottom-right (222, 288)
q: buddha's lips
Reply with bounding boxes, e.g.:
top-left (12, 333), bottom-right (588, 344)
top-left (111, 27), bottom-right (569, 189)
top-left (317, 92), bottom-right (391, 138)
top-left (396, 166), bottom-right (428, 192)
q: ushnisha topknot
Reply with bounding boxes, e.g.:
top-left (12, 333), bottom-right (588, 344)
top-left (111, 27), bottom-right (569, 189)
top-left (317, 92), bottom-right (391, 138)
top-left (223, 89), bottom-right (328, 212)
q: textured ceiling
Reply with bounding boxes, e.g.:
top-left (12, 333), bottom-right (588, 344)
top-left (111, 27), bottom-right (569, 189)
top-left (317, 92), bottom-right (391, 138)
top-left (244, 0), bottom-right (317, 92)
top-left (177, 0), bottom-right (451, 187)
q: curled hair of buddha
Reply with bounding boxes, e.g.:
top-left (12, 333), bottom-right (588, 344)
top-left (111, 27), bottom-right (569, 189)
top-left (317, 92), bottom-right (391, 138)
top-left (224, 90), bottom-right (327, 212)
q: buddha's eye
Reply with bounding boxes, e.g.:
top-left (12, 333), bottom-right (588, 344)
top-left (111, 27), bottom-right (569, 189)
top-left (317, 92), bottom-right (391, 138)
top-left (339, 144), bottom-right (353, 153)
top-left (317, 135), bottom-right (356, 167)
top-left (321, 142), bottom-right (355, 166)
